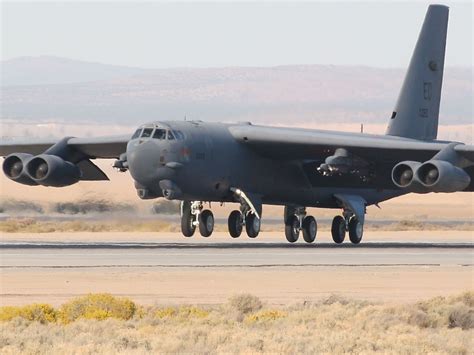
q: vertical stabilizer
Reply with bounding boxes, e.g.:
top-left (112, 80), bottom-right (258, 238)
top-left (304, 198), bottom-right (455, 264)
top-left (386, 5), bottom-right (449, 141)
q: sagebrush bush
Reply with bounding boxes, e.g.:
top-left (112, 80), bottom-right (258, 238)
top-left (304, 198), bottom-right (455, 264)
top-left (0, 304), bottom-right (56, 324)
top-left (227, 294), bottom-right (263, 315)
top-left (448, 303), bottom-right (474, 330)
top-left (0, 292), bottom-right (473, 354)
top-left (154, 306), bottom-right (209, 320)
top-left (58, 293), bottom-right (137, 324)
top-left (245, 310), bottom-right (287, 323)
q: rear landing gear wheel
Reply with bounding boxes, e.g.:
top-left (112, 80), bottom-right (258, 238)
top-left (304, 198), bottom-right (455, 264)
top-left (181, 201), bottom-right (195, 237)
top-left (348, 217), bottom-right (363, 244)
top-left (331, 215), bottom-right (346, 244)
top-left (199, 209), bottom-right (214, 237)
top-left (228, 210), bottom-right (243, 238)
top-left (302, 216), bottom-right (317, 243)
top-left (245, 213), bottom-right (260, 238)
top-left (285, 215), bottom-right (300, 243)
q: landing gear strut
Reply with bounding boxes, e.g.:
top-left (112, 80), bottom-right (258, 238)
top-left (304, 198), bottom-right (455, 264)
top-left (180, 201), bottom-right (214, 237)
top-left (284, 206), bottom-right (317, 243)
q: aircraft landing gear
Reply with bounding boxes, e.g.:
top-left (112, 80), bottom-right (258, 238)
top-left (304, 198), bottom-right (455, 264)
top-left (180, 201), bottom-right (214, 237)
top-left (331, 215), bottom-right (346, 244)
top-left (348, 216), bottom-right (363, 244)
top-left (229, 188), bottom-right (262, 238)
top-left (228, 210), bottom-right (243, 238)
top-left (331, 210), bottom-right (364, 244)
top-left (284, 206), bottom-right (317, 243)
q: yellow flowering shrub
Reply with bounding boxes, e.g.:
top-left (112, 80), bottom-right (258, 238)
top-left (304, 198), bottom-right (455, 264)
top-left (154, 306), bottom-right (209, 320)
top-left (0, 304), bottom-right (57, 323)
top-left (58, 293), bottom-right (136, 324)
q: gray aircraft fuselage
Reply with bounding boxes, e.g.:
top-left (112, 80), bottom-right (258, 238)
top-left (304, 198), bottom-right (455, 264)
top-left (128, 120), bottom-right (401, 210)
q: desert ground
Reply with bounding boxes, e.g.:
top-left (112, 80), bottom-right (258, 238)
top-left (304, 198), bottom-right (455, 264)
top-left (1, 161), bottom-right (473, 354)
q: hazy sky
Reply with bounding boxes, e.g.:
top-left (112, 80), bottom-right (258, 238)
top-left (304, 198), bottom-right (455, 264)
top-left (1, 1), bottom-right (472, 68)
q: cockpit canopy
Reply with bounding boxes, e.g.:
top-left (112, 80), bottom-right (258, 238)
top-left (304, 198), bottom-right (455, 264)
top-left (131, 124), bottom-right (185, 141)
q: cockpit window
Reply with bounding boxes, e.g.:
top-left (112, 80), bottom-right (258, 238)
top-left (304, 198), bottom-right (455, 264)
top-left (173, 130), bottom-right (185, 140)
top-left (153, 129), bottom-right (166, 140)
top-left (131, 129), bottom-right (142, 139)
top-left (167, 130), bottom-right (175, 140)
top-left (141, 128), bottom-right (153, 138)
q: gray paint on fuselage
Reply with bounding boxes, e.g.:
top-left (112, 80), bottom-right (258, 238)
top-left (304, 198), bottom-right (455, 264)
top-left (126, 120), bottom-right (405, 209)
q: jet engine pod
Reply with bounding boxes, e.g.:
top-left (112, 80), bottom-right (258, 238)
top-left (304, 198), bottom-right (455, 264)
top-left (391, 161), bottom-right (421, 189)
top-left (25, 154), bottom-right (81, 187)
top-left (159, 179), bottom-right (182, 200)
top-left (416, 160), bottom-right (471, 192)
top-left (2, 153), bottom-right (38, 185)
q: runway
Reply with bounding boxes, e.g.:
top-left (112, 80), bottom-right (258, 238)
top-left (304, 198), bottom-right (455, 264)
top-left (1, 231), bottom-right (473, 305)
top-left (1, 241), bottom-right (473, 268)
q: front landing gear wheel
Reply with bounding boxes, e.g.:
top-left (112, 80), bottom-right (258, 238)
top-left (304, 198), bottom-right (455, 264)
top-left (245, 213), bottom-right (260, 238)
top-left (302, 216), bottom-right (317, 243)
top-left (331, 215), bottom-right (346, 244)
top-left (199, 209), bottom-right (214, 237)
top-left (181, 201), bottom-right (195, 237)
top-left (285, 215), bottom-right (300, 243)
top-left (228, 210), bottom-right (243, 238)
top-left (348, 217), bottom-right (363, 244)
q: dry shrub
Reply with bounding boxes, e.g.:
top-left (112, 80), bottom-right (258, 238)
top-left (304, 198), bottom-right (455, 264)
top-left (0, 199), bottom-right (44, 214)
top-left (451, 291), bottom-right (474, 307)
top-left (245, 310), bottom-right (287, 323)
top-left (52, 199), bottom-right (135, 215)
top-left (0, 292), bottom-right (473, 354)
top-left (321, 294), bottom-right (351, 306)
top-left (58, 294), bottom-right (136, 324)
top-left (151, 200), bottom-right (180, 215)
top-left (407, 309), bottom-right (433, 328)
top-left (0, 304), bottom-right (56, 324)
top-left (154, 306), bottom-right (209, 320)
top-left (448, 303), bottom-right (474, 330)
top-left (227, 294), bottom-right (263, 315)
top-left (0, 218), bottom-right (172, 233)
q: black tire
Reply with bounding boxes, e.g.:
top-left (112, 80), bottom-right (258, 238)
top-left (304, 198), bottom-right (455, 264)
top-left (199, 209), bottom-right (214, 237)
top-left (348, 217), bottom-right (363, 244)
top-left (331, 215), bottom-right (346, 244)
top-left (285, 215), bottom-right (300, 243)
top-left (228, 210), bottom-right (243, 238)
top-left (245, 213), bottom-right (260, 238)
top-left (180, 201), bottom-right (195, 237)
top-left (283, 206), bottom-right (296, 225)
top-left (302, 216), bottom-right (317, 243)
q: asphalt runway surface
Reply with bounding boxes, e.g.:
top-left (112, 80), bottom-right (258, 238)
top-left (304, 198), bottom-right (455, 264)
top-left (1, 231), bottom-right (472, 305)
top-left (2, 239), bottom-right (473, 268)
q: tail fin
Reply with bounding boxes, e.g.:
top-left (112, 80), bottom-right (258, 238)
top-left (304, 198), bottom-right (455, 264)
top-left (386, 5), bottom-right (449, 141)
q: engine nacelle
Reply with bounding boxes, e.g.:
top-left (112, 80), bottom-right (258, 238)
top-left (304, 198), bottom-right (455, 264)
top-left (25, 154), bottom-right (81, 187)
top-left (2, 153), bottom-right (39, 186)
top-left (391, 161), bottom-right (422, 189)
top-left (416, 160), bottom-right (471, 192)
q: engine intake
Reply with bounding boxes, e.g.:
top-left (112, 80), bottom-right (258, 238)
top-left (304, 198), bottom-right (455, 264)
top-left (391, 161), bottom-right (421, 189)
top-left (25, 154), bottom-right (81, 187)
top-left (416, 160), bottom-right (470, 192)
top-left (2, 153), bottom-right (38, 186)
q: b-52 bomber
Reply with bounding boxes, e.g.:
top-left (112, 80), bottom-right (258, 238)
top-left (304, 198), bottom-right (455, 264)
top-left (1, 5), bottom-right (473, 244)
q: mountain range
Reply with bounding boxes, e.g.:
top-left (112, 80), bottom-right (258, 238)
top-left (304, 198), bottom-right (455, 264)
top-left (1, 56), bottom-right (472, 128)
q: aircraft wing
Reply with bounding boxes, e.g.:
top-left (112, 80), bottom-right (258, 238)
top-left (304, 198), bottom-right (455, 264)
top-left (229, 125), bottom-right (474, 163)
top-left (0, 135), bottom-right (130, 159)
